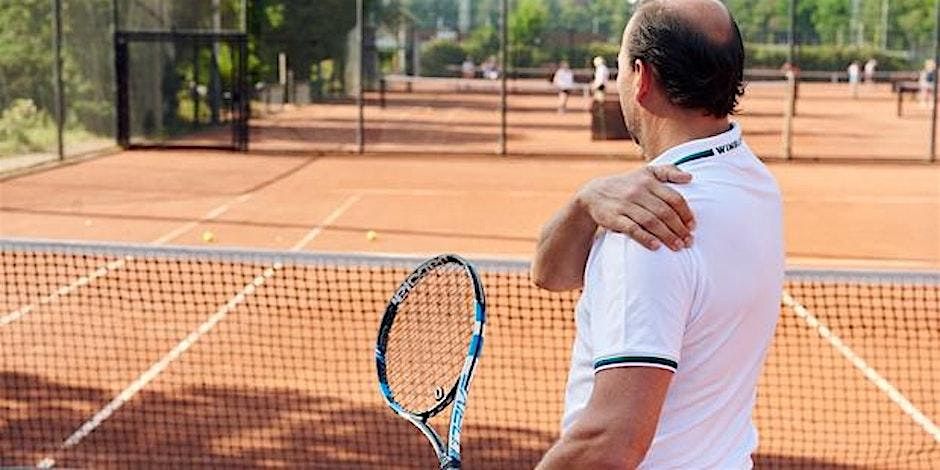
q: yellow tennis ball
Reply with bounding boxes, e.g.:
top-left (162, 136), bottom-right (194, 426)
top-left (366, 230), bottom-right (378, 241)
top-left (202, 230), bottom-right (215, 243)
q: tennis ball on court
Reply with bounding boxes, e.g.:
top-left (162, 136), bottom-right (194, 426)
top-left (366, 230), bottom-right (378, 242)
top-left (202, 230), bottom-right (215, 243)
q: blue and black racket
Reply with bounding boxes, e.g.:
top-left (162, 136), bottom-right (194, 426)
top-left (375, 254), bottom-right (486, 469)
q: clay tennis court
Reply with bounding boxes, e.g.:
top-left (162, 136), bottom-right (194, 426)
top-left (251, 80), bottom-right (937, 162)
top-left (1, 80), bottom-right (938, 468)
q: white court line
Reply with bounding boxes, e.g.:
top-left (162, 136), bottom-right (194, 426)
top-left (290, 194), bottom-right (362, 251)
top-left (782, 290), bottom-right (940, 443)
top-left (0, 194), bottom-right (253, 327)
top-left (36, 264), bottom-right (281, 469)
top-left (0, 258), bottom-right (129, 326)
top-left (151, 193), bottom-right (252, 245)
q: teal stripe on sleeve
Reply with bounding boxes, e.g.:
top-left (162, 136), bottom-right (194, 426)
top-left (593, 355), bottom-right (678, 370)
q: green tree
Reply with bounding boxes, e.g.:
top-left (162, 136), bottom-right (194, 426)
top-left (892, 0), bottom-right (935, 55)
top-left (249, 0), bottom-right (357, 83)
top-left (0, 0), bottom-right (55, 113)
top-left (509, 0), bottom-right (550, 67)
top-left (407, 0), bottom-right (459, 29)
top-left (510, 0), bottom-right (549, 45)
top-left (811, 0), bottom-right (852, 44)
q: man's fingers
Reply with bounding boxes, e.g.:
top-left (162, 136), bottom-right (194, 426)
top-left (623, 205), bottom-right (685, 251)
top-left (649, 165), bottom-right (692, 184)
top-left (635, 193), bottom-right (690, 246)
top-left (648, 183), bottom-right (696, 231)
top-left (612, 218), bottom-right (661, 251)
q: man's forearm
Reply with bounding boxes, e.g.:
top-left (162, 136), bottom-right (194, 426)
top-left (537, 425), bottom-right (646, 470)
top-left (531, 195), bottom-right (597, 291)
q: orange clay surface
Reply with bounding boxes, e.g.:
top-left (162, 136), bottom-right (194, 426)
top-left (0, 80), bottom-right (938, 468)
top-left (1, 149), bottom-right (937, 267)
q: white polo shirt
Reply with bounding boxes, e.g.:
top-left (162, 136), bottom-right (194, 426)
top-left (561, 123), bottom-right (784, 469)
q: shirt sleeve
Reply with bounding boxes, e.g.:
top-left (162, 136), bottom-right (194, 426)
top-left (586, 231), bottom-right (695, 374)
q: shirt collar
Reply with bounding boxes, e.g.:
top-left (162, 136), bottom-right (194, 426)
top-left (648, 122), bottom-right (742, 167)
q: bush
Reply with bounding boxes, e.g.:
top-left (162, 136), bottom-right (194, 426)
top-left (463, 26), bottom-right (500, 64)
top-left (509, 44), bottom-right (550, 68)
top-left (585, 42), bottom-right (620, 69)
top-left (746, 44), bottom-right (914, 71)
top-left (0, 99), bottom-right (49, 153)
top-left (420, 39), bottom-right (467, 77)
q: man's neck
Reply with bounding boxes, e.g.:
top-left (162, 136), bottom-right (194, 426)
top-left (641, 117), bottom-right (732, 161)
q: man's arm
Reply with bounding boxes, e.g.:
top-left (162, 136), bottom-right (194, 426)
top-left (536, 367), bottom-right (673, 470)
top-left (531, 165), bottom-right (695, 291)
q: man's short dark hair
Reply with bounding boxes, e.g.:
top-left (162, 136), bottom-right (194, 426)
top-left (627, 2), bottom-right (745, 117)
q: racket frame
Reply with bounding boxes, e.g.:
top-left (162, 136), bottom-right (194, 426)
top-left (375, 254), bottom-right (486, 469)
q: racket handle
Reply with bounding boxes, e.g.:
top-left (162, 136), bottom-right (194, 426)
top-left (441, 459), bottom-right (461, 469)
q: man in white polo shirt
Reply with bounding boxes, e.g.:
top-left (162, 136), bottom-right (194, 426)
top-left (533, 0), bottom-right (784, 468)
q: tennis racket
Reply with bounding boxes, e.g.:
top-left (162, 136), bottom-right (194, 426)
top-left (375, 254), bottom-right (486, 469)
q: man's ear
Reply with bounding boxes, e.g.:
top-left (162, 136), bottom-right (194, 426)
top-left (634, 59), bottom-right (653, 105)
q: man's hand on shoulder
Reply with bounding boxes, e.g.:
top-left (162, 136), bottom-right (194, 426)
top-left (577, 165), bottom-right (695, 251)
top-left (531, 165), bottom-right (695, 292)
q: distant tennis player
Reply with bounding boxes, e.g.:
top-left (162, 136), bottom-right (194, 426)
top-left (591, 56), bottom-right (610, 101)
top-left (553, 60), bottom-right (576, 113)
top-left (533, 0), bottom-right (784, 468)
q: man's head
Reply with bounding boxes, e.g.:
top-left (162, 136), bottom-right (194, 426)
top-left (617, 0), bottom-right (744, 149)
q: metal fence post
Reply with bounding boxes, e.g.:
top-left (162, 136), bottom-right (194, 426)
top-left (930, 0), bottom-right (939, 162)
top-left (356, 0), bottom-right (365, 155)
top-left (51, 0), bottom-right (65, 160)
top-left (499, 0), bottom-right (508, 156)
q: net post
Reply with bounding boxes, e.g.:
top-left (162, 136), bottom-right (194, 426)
top-left (51, 0), bottom-right (65, 161)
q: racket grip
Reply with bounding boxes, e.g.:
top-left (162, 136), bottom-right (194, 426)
top-left (441, 459), bottom-right (461, 469)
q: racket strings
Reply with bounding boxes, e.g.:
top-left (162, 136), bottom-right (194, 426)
top-left (385, 263), bottom-right (475, 414)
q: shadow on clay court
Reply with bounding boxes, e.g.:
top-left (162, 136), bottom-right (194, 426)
top-left (369, 96), bottom-right (573, 114)
top-left (278, 114), bottom-right (594, 133)
top-left (1, 371), bottom-right (893, 469)
top-left (0, 371), bottom-right (553, 468)
top-left (252, 124), bottom-right (499, 147)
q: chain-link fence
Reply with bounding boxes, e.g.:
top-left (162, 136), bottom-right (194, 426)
top-left (251, 0), bottom-right (937, 162)
top-left (1, 1), bottom-right (936, 166)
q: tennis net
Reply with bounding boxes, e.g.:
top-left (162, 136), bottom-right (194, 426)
top-left (1, 238), bottom-right (937, 468)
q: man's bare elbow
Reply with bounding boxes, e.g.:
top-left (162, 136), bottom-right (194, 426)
top-left (589, 441), bottom-right (649, 469)
top-left (530, 267), bottom-right (581, 292)
top-left (560, 430), bottom-right (650, 469)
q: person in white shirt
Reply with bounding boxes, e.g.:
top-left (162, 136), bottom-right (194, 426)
top-left (461, 57), bottom-right (475, 79)
top-left (533, 1), bottom-right (784, 468)
top-left (863, 58), bottom-right (877, 85)
top-left (482, 55), bottom-right (499, 80)
top-left (553, 60), bottom-right (576, 113)
top-left (591, 56), bottom-right (610, 101)
top-left (919, 59), bottom-right (936, 107)
top-left (847, 61), bottom-right (861, 98)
